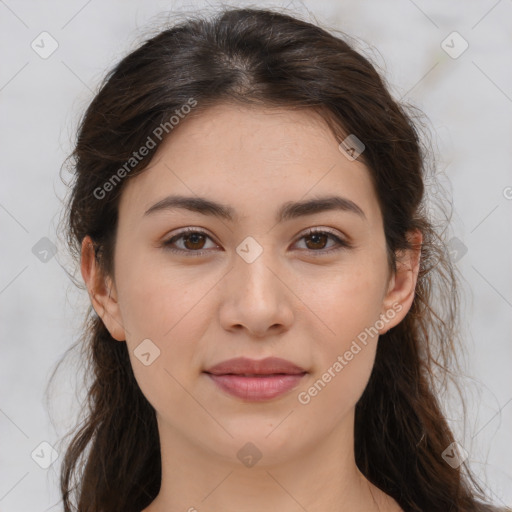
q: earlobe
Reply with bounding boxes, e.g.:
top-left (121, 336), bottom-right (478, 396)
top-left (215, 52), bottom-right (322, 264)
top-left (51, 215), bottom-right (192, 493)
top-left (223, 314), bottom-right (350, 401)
top-left (379, 230), bottom-right (422, 333)
top-left (80, 236), bottom-right (126, 342)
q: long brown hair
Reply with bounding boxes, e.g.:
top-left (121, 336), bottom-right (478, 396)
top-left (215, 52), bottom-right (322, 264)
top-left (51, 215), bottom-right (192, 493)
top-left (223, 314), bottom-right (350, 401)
top-left (51, 7), bottom-right (506, 512)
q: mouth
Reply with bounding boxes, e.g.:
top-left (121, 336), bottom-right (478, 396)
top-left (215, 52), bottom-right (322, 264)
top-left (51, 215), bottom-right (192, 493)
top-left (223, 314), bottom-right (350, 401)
top-left (203, 357), bottom-right (308, 402)
top-left (204, 372), bottom-right (307, 401)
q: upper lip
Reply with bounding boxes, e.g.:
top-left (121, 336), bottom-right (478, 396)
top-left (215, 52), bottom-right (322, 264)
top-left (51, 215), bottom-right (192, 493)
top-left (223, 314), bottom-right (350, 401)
top-left (204, 357), bottom-right (307, 375)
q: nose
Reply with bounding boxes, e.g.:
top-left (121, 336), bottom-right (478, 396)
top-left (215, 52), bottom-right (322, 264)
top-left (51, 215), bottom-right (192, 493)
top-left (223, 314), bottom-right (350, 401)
top-left (218, 245), bottom-right (294, 338)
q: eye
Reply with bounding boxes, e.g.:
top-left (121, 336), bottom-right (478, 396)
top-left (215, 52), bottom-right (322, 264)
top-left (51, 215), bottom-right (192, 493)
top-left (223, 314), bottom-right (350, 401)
top-left (162, 228), bottom-right (219, 256)
top-left (293, 228), bottom-right (351, 255)
top-left (162, 227), bottom-right (351, 256)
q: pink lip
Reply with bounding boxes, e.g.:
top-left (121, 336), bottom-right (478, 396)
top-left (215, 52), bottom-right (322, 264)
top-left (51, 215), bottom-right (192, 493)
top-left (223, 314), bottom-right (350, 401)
top-left (204, 357), bottom-right (307, 401)
top-left (206, 374), bottom-right (306, 401)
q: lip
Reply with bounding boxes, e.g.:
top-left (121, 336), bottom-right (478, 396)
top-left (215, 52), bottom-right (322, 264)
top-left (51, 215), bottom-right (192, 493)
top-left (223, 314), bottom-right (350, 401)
top-left (204, 357), bottom-right (307, 402)
top-left (205, 356), bottom-right (306, 375)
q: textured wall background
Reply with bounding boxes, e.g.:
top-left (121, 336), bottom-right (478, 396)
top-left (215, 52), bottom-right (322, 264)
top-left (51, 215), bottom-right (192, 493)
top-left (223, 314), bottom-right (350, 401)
top-left (1, 1), bottom-right (511, 510)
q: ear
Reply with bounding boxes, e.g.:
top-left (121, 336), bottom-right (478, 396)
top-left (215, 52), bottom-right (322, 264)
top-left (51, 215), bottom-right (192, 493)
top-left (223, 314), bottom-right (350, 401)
top-left (378, 229), bottom-right (422, 333)
top-left (80, 235), bottom-right (126, 341)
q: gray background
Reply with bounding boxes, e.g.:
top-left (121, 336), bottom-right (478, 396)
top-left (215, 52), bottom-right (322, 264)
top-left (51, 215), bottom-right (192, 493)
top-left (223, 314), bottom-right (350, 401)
top-left (0, 0), bottom-right (511, 510)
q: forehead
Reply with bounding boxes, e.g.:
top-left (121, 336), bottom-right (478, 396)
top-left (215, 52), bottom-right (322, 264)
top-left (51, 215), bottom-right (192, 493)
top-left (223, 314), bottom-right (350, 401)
top-left (118, 103), bottom-right (382, 227)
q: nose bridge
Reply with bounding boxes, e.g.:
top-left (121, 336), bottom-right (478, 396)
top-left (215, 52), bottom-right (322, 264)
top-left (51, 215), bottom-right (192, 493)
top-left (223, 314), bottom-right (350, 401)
top-left (233, 234), bottom-right (279, 297)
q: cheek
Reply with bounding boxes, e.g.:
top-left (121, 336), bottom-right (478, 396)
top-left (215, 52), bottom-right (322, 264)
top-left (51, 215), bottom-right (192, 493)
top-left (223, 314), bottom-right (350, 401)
top-left (114, 248), bottom-right (216, 403)
top-left (295, 342), bottom-right (376, 435)
top-left (119, 269), bottom-right (212, 417)
top-left (115, 240), bottom-right (214, 341)
top-left (296, 255), bottom-right (386, 405)
top-left (310, 257), bottom-right (387, 342)
top-left (119, 273), bottom-right (212, 376)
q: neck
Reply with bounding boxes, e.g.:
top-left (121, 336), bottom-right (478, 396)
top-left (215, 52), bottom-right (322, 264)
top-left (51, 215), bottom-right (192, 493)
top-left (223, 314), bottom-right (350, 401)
top-left (143, 409), bottom-right (397, 512)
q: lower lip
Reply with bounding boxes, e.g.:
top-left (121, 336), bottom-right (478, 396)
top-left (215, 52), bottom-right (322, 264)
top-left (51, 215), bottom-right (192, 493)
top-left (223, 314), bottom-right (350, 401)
top-left (205, 373), bottom-right (306, 401)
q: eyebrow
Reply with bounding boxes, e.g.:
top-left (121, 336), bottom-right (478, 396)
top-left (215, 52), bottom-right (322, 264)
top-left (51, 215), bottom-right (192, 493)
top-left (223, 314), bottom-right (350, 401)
top-left (143, 194), bottom-right (366, 222)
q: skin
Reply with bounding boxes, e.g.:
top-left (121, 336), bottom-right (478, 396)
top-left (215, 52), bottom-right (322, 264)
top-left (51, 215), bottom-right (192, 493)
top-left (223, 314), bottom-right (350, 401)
top-left (81, 103), bottom-right (421, 512)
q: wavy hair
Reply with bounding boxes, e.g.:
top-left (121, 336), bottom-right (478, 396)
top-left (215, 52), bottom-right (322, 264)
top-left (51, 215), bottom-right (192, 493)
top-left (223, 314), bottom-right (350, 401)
top-left (51, 7), bottom-right (506, 512)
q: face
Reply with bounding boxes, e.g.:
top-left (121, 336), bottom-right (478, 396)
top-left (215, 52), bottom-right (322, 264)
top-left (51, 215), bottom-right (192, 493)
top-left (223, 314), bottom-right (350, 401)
top-left (84, 103), bottom-right (418, 466)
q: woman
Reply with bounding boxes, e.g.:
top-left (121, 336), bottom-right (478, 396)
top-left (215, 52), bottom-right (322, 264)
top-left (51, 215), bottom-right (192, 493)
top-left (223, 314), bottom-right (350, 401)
top-left (55, 6), bottom-right (509, 512)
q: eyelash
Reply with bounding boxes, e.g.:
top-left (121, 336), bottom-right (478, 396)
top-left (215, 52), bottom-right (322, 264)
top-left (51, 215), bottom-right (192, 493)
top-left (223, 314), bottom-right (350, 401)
top-left (162, 227), bottom-right (352, 257)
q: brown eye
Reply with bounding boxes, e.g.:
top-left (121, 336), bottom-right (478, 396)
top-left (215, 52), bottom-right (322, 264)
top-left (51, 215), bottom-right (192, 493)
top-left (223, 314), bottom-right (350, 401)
top-left (163, 229), bottom-right (218, 256)
top-left (294, 229), bottom-right (350, 254)
top-left (182, 232), bottom-right (207, 250)
top-left (304, 232), bottom-right (330, 250)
